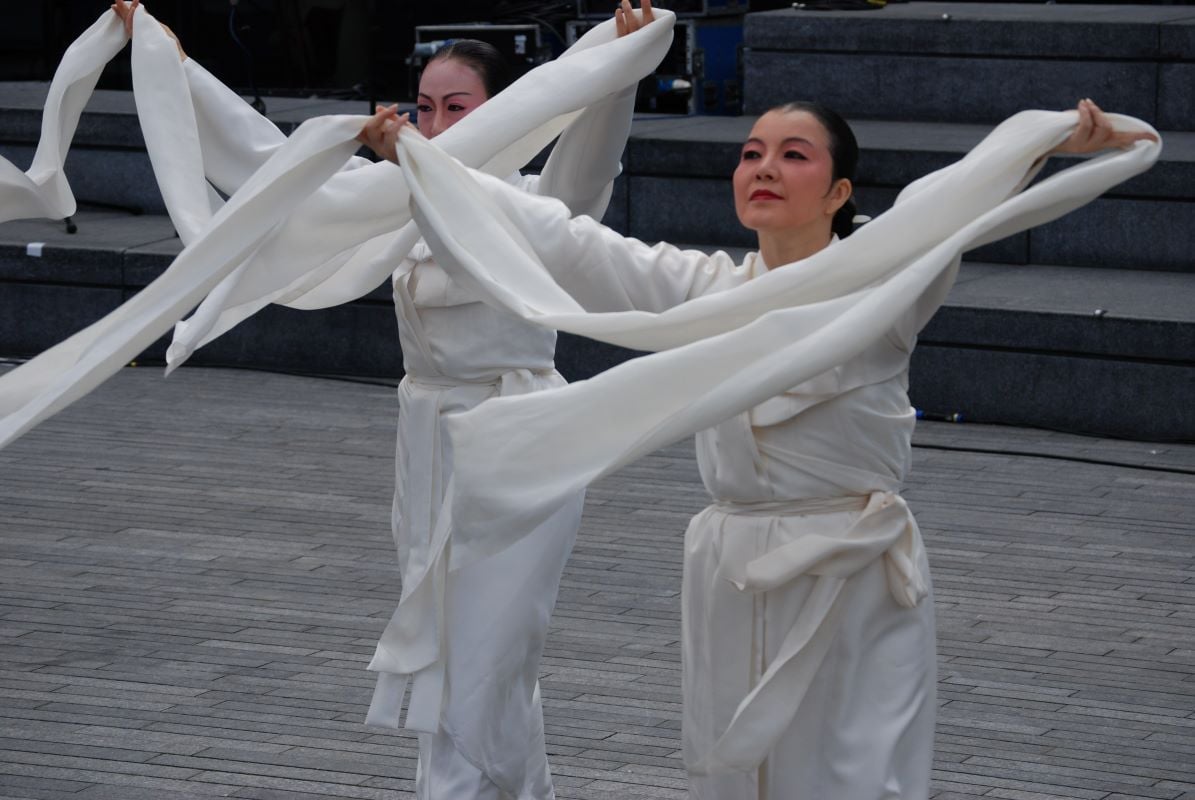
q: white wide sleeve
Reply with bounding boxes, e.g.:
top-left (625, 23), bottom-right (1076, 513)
top-left (464, 168), bottom-right (738, 313)
top-left (532, 83), bottom-right (637, 219)
top-left (887, 132), bottom-right (1055, 347)
top-left (184, 58), bottom-right (371, 197)
top-left (181, 59), bottom-right (287, 195)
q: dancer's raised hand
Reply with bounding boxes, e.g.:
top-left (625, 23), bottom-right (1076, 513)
top-left (615, 0), bottom-right (656, 37)
top-left (1052, 99), bottom-right (1157, 155)
top-left (358, 105), bottom-right (411, 164)
top-left (110, 0), bottom-right (139, 37)
top-left (111, 0), bottom-right (186, 60)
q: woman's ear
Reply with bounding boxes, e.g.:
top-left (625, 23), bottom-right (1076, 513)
top-left (826, 177), bottom-right (853, 217)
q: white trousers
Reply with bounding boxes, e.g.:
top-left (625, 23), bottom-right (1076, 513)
top-left (415, 683), bottom-right (555, 800)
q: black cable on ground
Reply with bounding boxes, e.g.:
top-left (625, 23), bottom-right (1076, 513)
top-left (198, 361), bottom-right (400, 389)
top-left (911, 442), bottom-right (1195, 477)
top-left (917, 409), bottom-right (1195, 447)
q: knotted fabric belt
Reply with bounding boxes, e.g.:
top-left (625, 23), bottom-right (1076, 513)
top-left (404, 367), bottom-right (556, 391)
top-left (694, 490), bottom-right (928, 775)
top-left (714, 494), bottom-right (868, 517)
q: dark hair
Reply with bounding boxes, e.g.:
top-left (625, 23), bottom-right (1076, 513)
top-left (768, 101), bottom-right (860, 239)
top-left (428, 39), bottom-right (512, 99)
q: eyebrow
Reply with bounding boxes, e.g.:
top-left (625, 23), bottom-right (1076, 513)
top-left (418, 91), bottom-right (475, 100)
top-left (743, 136), bottom-right (816, 148)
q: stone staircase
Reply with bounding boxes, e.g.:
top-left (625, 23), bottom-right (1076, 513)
top-left (1, 2), bottom-right (1192, 440)
top-left (602, 2), bottom-right (1195, 440)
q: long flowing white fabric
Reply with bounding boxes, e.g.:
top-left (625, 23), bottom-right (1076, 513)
top-left (165, 15), bottom-right (660, 363)
top-left (390, 111), bottom-right (1161, 568)
top-left (0, 6), bottom-right (676, 451)
top-left (0, 15), bottom-right (126, 224)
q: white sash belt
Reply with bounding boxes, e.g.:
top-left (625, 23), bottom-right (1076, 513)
top-left (405, 368), bottom-right (557, 392)
top-left (695, 490), bottom-right (928, 775)
top-left (714, 495), bottom-right (868, 517)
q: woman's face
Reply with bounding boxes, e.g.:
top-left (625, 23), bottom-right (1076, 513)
top-left (732, 109), bottom-right (850, 235)
top-left (416, 58), bottom-right (488, 138)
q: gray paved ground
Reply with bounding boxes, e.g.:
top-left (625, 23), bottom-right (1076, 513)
top-left (1, 364), bottom-right (1193, 799)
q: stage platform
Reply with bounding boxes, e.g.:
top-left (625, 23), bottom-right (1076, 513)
top-left (2, 364), bottom-right (1193, 799)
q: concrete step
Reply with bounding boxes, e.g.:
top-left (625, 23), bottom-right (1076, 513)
top-left (1, 212), bottom-right (1191, 440)
top-left (913, 262), bottom-right (1195, 441)
top-left (0, 208), bottom-right (401, 378)
top-left (743, 2), bottom-right (1195, 129)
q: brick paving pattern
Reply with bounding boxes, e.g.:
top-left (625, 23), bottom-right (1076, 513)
top-left (1, 365), bottom-right (1192, 799)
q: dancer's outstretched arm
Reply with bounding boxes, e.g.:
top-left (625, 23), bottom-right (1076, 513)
top-left (535, 0), bottom-right (657, 219)
top-left (111, 0), bottom-right (183, 58)
top-left (891, 98), bottom-right (1159, 347)
top-left (898, 98), bottom-right (1155, 207)
top-left (359, 110), bottom-right (735, 313)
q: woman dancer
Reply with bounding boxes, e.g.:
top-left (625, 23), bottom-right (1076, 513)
top-left (108, 3), bottom-right (657, 798)
top-left (358, 99), bottom-right (1156, 798)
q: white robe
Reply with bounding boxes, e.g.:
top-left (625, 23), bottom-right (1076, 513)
top-left (179, 46), bottom-right (637, 800)
top-left (382, 108), bottom-right (1160, 795)
top-left (382, 235), bottom-right (581, 800)
top-left (431, 237), bottom-right (938, 797)
top-left (684, 259), bottom-right (935, 798)
top-left (389, 243), bottom-right (581, 798)
top-left (534, 244), bottom-right (939, 796)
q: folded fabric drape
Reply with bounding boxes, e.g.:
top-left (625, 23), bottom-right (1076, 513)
top-left (0, 15), bottom-right (125, 224)
top-left (693, 491), bottom-right (925, 773)
top-left (389, 110), bottom-right (1161, 569)
top-left (0, 6), bottom-right (676, 451)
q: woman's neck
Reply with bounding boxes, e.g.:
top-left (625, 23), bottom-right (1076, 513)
top-left (756, 224), bottom-right (834, 270)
